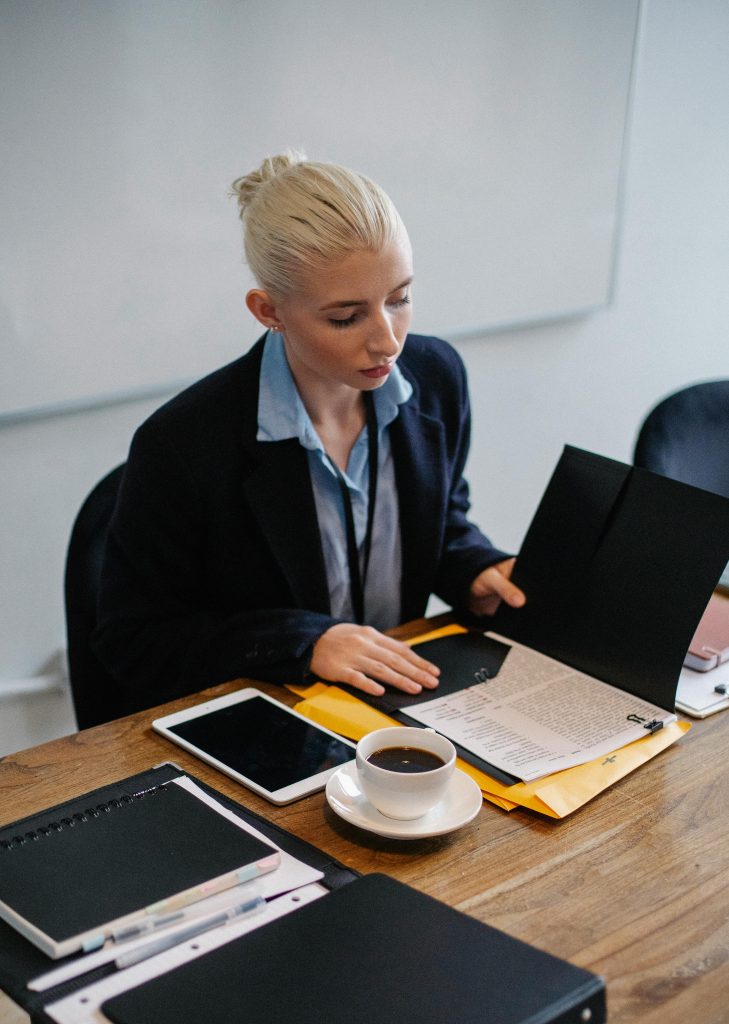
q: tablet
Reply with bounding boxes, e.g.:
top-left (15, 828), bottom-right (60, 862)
top-left (153, 689), bottom-right (356, 804)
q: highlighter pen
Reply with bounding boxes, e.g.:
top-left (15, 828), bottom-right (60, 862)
top-left (143, 854), bottom-right (279, 917)
top-left (115, 895), bottom-right (266, 970)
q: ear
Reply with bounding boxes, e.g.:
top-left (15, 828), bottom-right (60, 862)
top-left (246, 289), bottom-right (285, 331)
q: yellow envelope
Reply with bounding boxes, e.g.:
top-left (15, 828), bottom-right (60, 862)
top-left (289, 625), bottom-right (690, 818)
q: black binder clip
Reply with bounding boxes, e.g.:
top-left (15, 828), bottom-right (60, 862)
top-left (643, 719), bottom-right (663, 734)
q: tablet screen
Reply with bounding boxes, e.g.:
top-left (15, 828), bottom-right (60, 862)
top-left (164, 696), bottom-right (354, 793)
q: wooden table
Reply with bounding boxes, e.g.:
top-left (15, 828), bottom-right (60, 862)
top-left (2, 617), bottom-right (729, 1024)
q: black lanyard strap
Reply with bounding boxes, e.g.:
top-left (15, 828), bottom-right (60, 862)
top-left (326, 392), bottom-right (378, 625)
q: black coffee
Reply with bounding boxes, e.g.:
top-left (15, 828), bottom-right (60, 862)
top-left (366, 746), bottom-right (446, 773)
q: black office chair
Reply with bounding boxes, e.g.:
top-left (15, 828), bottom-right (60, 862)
top-left (633, 380), bottom-right (729, 497)
top-left (64, 464), bottom-right (127, 729)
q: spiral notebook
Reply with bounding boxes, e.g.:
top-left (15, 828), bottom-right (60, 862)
top-left (0, 775), bottom-right (279, 959)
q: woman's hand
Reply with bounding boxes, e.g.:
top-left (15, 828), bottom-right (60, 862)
top-left (310, 623), bottom-right (441, 696)
top-left (469, 558), bottom-right (526, 617)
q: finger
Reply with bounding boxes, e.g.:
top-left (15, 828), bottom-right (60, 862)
top-left (360, 643), bottom-right (446, 691)
top-left (337, 669), bottom-right (386, 696)
top-left (358, 658), bottom-right (426, 694)
top-left (475, 566), bottom-right (525, 607)
top-left (374, 634), bottom-right (441, 683)
top-left (491, 575), bottom-right (526, 608)
top-left (470, 594), bottom-right (501, 617)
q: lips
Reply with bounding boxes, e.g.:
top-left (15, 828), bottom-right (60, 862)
top-left (361, 364), bottom-right (393, 380)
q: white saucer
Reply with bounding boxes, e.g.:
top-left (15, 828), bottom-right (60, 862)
top-left (325, 761), bottom-right (483, 839)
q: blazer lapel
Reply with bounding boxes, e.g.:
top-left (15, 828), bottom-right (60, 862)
top-left (232, 336), bottom-right (330, 614)
top-left (391, 401), bottom-right (448, 621)
top-left (241, 439), bottom-right (331, 616)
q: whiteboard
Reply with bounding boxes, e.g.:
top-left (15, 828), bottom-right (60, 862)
top-left (0, 0), bottom-right (640, 418)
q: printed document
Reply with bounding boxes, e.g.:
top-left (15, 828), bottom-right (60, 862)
top-left (403, 633), bottom-right (676, 782)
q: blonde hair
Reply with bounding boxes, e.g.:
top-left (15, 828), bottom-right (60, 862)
top-left (231, 151), bottom-right (405, 298)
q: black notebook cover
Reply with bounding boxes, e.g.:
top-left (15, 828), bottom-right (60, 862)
top-left (102, 873), bottom-right (606, 1024)
top-left (0, 775), bottom-right (277, 958)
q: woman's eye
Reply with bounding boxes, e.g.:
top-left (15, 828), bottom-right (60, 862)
top-left (329, 295), bottom-right (409, 328)
top-left (329, 313), bottom-right (358, 329)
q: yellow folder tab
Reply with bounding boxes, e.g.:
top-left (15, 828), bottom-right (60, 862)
top-left (288, 627), bottom-right (690, 818)
top-left (293, 684), bottom-right (397, 741)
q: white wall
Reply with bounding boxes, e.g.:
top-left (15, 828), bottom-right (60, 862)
top-left (0, 394), bottom-right (176, 753)
top-left (457, 0), bottom-right (729, 553)
top-left (1, 0), bottom-right (728, 756)
top-left (0, 1), bottom-right (637, 414)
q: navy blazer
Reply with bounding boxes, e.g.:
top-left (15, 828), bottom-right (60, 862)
top-left (93, 333), bottom-right (507, 710)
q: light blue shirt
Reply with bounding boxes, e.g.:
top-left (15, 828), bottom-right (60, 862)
top-left (257, 332), bottom-right (412, 631)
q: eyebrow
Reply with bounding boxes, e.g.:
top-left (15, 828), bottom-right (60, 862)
top-left (318, 277), bottom-right (413, 312)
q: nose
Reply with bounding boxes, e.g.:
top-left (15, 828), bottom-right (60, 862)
top-left (367, 311), bottom-right (401, 360)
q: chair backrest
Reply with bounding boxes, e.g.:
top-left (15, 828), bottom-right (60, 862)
top-left (633, 380), bottom-right (729, 497)
top-left (64, 464), bottom-right (126, 729)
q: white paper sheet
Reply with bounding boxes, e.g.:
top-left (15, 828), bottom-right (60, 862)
top-left (403, 633), bottom-right (676, 781)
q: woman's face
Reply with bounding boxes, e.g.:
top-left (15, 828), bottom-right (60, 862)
top-left (271, 233), bottom-right (413, 397)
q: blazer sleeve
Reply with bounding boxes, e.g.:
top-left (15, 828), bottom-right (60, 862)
top-left (92, 419), bottom-right (342, 711)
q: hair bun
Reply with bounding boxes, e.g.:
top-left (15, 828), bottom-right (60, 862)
top-left (231, 150), bottom-right (306, 219)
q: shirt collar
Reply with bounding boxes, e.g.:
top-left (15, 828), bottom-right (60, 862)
top-left (257, 331), bottom-right (412, 449)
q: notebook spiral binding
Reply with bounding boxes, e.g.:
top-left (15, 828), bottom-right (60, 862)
top-left (0, 783), bottom-right (169, 851)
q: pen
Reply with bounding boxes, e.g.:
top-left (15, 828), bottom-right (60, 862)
top-left (115, 895), bottom-right (265, 969)
top-left (28, 882), bottom-right (263, 992)
top-left (112, 879), bottom-right (262, 943)
top-left (77, 853), bottom-right (279, 953)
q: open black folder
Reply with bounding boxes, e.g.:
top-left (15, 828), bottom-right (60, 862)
top-left (342, 446), bottom-right (729, 783)
top-left (0, 763), bottom-right (356, 1023)
top-left (491, 445), bottom-right (729, 706)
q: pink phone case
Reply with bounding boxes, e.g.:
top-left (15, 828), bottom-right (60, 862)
top-left (685, 594), bottom-right (729, 671)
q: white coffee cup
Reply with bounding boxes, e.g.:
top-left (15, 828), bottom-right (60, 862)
top-left (355, 726), bottom-right (456, 820)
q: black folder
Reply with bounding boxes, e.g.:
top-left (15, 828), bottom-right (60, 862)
top-left (101, 873), bottom-right (606, 1024)
top-left (490, 445), bottom-right (729, 707)
top-left (338, 446), bottom-right (729, 784)
top-left (0, 765), bottom-right (605, 1024)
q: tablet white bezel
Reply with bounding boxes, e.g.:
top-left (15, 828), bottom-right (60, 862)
top-left (152, 688), bottom-right (356, 805)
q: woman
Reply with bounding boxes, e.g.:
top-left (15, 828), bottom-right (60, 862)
top-left (94, 153), bottom-right (524, 715)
